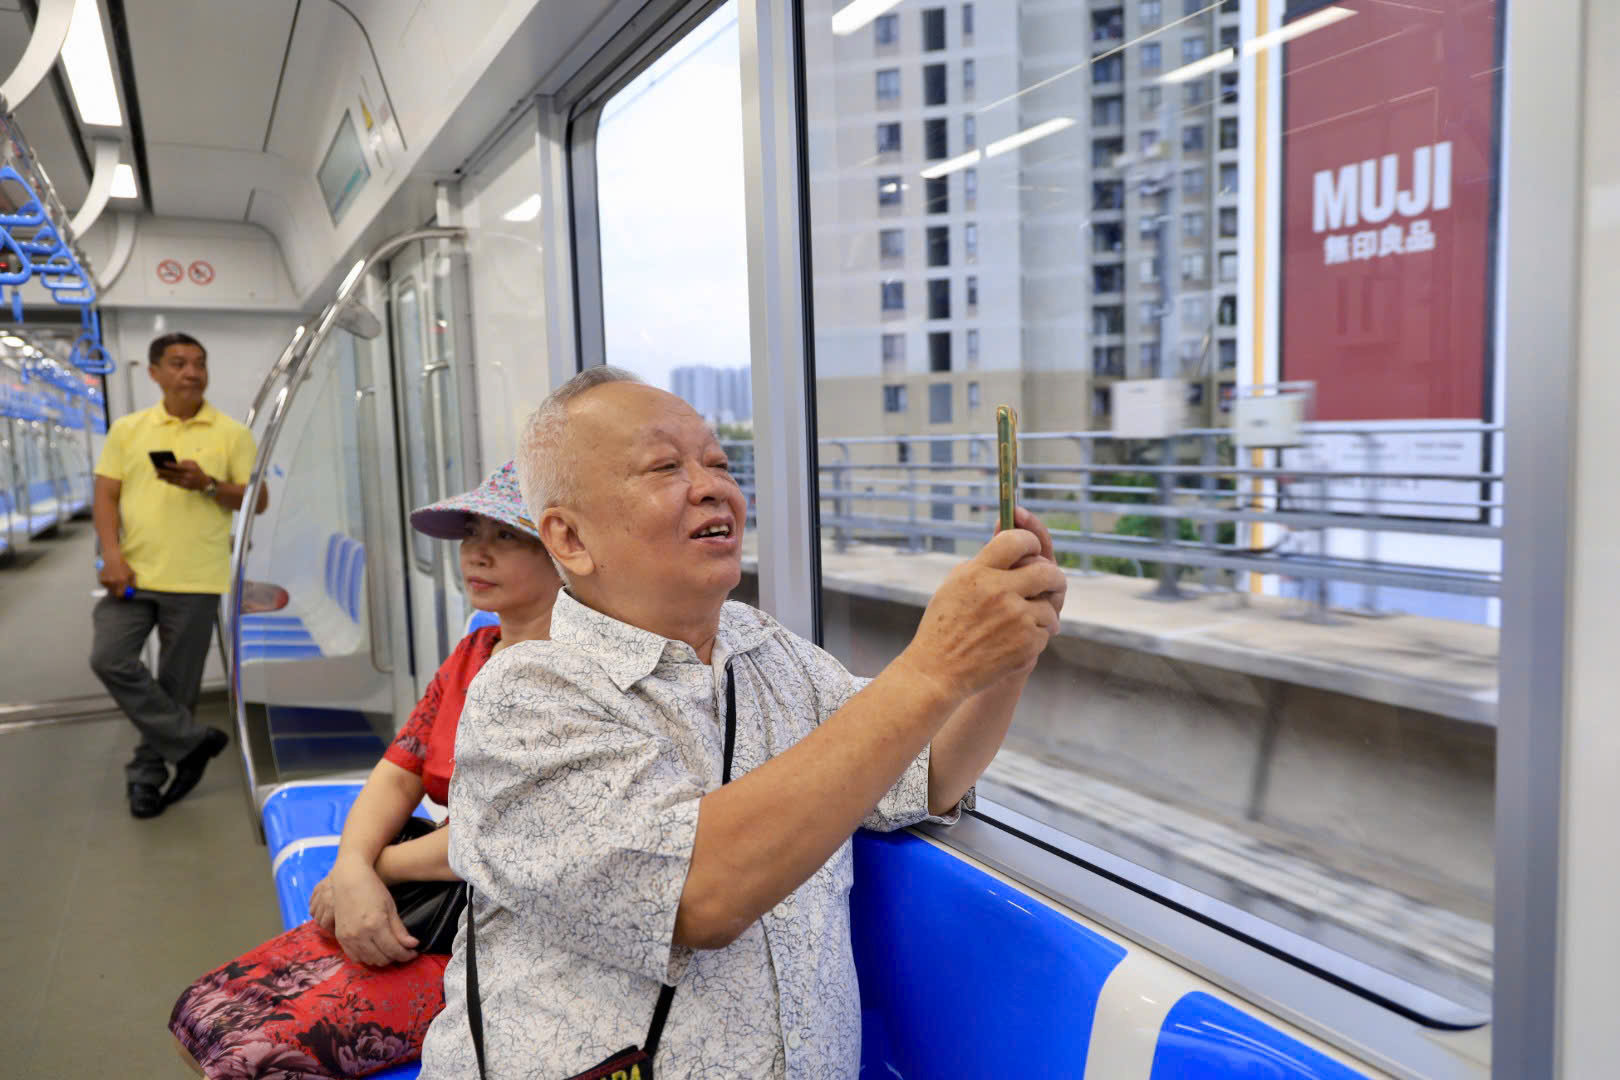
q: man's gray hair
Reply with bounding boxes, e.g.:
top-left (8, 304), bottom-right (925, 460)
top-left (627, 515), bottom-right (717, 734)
top-left (517, 365), bottom-right (644, 519)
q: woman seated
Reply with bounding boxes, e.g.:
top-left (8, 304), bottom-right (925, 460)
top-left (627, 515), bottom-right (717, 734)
top-left (170, 462), bottom-right (559, 1080)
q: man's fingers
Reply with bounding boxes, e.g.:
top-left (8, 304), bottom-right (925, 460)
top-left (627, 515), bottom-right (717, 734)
top-left (1014, 507), bottom-right (1056, 562)
top-left (977, 528), bottom-right (1042, 569)
top-left (1007, 559), bottom-right (1068, 599)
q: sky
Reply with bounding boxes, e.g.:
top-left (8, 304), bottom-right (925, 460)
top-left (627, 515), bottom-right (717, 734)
top-left (596, 1), bottom-right (751, 396)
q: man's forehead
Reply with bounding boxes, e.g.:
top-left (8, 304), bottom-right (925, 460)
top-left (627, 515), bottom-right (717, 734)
top-left (573, 383), bottom-right (707, 440)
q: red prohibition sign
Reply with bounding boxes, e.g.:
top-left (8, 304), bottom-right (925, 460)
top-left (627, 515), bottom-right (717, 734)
top-left (156, 258), bottom-right (183, 284)
top-left (188, 260), bottom-right (215, 286)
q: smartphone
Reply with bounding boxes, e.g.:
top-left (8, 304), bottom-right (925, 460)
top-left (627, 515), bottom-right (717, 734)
top-left (996, 405), bottom-right (1018, 532)
top-left (148, 449), bottom-right (177, 470)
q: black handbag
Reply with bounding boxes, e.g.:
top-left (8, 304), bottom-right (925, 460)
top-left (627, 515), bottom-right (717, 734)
top-left (465, 665), bottom-right (739, 1080)
top-left (387, 816), bottom-right (468, 955)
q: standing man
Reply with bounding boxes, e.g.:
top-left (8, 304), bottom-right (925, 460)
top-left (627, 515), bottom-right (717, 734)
top-left (90, 332), bottom-right (269, 819)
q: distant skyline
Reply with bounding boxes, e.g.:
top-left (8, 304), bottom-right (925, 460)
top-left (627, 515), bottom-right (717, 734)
top-left (595, 1), bottom-right (750, 402)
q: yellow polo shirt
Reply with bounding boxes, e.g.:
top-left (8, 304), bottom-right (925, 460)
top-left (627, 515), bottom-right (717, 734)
top-left (94, 401), bottom-right (256, 594)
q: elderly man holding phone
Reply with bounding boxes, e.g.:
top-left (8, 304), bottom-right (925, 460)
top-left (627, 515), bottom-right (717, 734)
top-left (420, 367), bottom-right (1066, 1079)
top-left (90, 332), bottom-right (269, 819)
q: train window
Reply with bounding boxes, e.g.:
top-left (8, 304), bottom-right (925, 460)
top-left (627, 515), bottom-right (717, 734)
top-left (589, 1), bottom-right (754, 547)
top-left (799, 0), bottom-right (1503, 1022)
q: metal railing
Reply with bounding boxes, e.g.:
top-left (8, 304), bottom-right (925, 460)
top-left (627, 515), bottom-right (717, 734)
top-left (722, 421), bottom-right (1503, 612)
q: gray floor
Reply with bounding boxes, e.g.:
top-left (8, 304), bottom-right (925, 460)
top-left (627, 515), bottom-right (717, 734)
top-left (0, 705), bottom-right (282, 1079)
top-left (0, 520), bottom-right (107, 705)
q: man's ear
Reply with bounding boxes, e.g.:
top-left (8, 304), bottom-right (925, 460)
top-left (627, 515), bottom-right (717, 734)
top-left (540, 507), bottom-right (594, 579)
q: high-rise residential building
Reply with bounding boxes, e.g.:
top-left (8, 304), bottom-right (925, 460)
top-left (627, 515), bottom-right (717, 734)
top-left (671, 364), bottom-right (753, 424)
top-left (804, 0), bottom-right (1243, 543)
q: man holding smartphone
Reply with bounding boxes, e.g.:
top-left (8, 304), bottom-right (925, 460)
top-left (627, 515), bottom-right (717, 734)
top-left (90, 332), bottom-right (270, 819)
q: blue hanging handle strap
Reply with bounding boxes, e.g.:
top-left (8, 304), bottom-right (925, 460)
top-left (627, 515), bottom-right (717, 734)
top-left (0, 166), bottom-right (45, 227)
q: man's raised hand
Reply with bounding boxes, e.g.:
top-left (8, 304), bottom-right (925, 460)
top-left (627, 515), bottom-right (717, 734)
top-left (895, 522), bottom-right (1068, 707)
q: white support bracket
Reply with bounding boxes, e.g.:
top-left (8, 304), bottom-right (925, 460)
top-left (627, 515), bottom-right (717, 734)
top-left (69, 137), bottom-right (119, 238)
top-left (0, 0), bottom-right (74, 112)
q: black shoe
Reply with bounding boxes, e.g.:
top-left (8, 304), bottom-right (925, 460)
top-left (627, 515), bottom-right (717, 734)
top-left (128, 782), bottom-right (165, 818)
top-left (164, 728), bottom-right (229, 806)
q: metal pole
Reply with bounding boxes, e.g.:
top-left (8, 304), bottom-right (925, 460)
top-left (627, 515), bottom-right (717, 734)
top-left (1151, 434), bottom-right (1186, 600)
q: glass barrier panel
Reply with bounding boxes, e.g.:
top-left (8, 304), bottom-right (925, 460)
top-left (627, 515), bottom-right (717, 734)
top-left (235, 329), bottom-right (396, 778)
top-left (799, 0), bottom-right (1500, 1017)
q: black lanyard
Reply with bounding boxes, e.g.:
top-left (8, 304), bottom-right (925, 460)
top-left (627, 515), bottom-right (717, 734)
top-left (466, 662), bottom-right (738, 1078)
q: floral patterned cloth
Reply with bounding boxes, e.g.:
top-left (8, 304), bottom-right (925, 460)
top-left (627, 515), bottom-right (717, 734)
top-left (418, 591), bottom-right (964, 1080)
top-left (170, 922), bottom-right (449, 1079)
top-left (170, 628), bottom-right (498, 1079)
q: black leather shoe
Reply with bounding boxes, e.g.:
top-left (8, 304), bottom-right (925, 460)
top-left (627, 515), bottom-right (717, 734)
top-left (128, 782), bottom-right (164, 818)
top-left (164, 728), bottom-right (229, 806)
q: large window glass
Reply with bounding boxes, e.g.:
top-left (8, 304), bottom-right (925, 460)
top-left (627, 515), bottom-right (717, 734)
top-left (590, 1), bottom-right (756, 595)
top-left (800, 0), bottom-right (1502, 1019)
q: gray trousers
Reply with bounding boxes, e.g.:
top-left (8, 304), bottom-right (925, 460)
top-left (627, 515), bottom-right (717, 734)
top-left (89, 590), bottom-right (219, 787)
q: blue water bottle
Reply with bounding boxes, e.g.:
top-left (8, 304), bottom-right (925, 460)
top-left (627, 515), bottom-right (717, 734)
top-left (93, 556), bottom-right (135, 599)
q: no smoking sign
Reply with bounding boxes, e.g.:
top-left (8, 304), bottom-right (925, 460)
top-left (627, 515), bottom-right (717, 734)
top-left (155, 258), bottom-right (216, 286)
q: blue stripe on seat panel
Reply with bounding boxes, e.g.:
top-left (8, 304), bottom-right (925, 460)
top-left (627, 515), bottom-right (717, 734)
top-left (1151, 991), bottom-right (1369, 1079)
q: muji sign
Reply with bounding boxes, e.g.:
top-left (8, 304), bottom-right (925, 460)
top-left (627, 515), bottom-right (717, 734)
top-left (1312, 142), bottom-right (1450, 265)
top-left (1280, 0), bottom-right (1501, 424)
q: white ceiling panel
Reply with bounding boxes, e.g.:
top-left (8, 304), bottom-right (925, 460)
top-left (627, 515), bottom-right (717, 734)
top-left (125, 0), bottom-right (296, 152)
top-left (0, 7), bottom-right (89, 208)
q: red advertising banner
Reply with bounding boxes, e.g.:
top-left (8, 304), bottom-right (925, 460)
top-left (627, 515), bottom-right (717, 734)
top-left (1280, 0), bottom-right (1501, 422)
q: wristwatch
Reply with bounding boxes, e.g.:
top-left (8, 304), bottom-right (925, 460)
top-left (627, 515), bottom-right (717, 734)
top-left (202, 477), bottom-right (219, 499)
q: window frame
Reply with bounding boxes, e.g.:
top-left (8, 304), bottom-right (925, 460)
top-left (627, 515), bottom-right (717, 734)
top-left (558, 1), bottom-right (1588, 1074)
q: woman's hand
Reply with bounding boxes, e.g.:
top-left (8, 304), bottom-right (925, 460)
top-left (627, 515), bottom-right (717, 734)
top-left (324, 859), bottom-right (420, 966)
top-left (309, 877), bottom-right (337, 933)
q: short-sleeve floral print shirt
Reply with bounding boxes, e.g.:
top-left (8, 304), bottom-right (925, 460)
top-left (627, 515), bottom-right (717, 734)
top-left (419, 591), bottom-right (963, 1079)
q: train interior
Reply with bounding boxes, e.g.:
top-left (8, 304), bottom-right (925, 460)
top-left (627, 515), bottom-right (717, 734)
top-left (0, 0), bottom-right (1614, 1077)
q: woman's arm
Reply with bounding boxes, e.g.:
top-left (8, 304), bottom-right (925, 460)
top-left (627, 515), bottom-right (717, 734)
top-left (374, 822), bottom-right (454, 884)
top-left (334, 758), bottom-right (426, 874)
top-left (315, 759), bottom-right (429, 966)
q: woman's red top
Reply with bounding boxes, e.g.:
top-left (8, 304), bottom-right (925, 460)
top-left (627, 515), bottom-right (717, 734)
top-left (381, 625), bottom-right (500, 805)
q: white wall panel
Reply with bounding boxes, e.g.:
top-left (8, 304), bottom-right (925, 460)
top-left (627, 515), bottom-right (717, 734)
top-left (103, 306), bottom-right (304, 423)
top-left (1559, 0), bottom-right (1620, 1069)
top-left (94, 217), bottom-right (299, 310)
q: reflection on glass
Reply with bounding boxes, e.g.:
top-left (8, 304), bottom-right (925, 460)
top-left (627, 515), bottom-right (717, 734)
top-left (801, 0), bottom-right (1502, 1014)
top-left (594, 0), bottom-right (757, 562)
top-left (392, 282), bottom-right (433, 571)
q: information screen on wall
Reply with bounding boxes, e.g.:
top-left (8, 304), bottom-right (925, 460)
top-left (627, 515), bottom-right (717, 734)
top-left (317, 110), bottom-right (371, 224)
top-left (1279, 0), bottom-right (1501, 423)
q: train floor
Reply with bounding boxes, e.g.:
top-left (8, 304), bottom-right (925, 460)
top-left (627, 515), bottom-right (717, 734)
top-left (0, 518), bottom-right (108, 706)
top-left (0, 705), bottom-right (281, 1079)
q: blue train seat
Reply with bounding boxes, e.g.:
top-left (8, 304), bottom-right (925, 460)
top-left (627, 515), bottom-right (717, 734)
top-left (850, 829), bottom-right (1127, 1076)
top-left (259, 790), bottom-right (1359, 1079)
top-left (466, 609), bottom-right (499, 632)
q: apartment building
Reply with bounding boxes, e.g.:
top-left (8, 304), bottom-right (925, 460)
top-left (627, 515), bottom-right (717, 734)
top-left (804, 0), bottom-right (1241, 545)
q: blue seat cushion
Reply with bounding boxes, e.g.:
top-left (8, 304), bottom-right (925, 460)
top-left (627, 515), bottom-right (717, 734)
top-left (241, 614), bottom-right (307, 627)
top-left (849, 829), bottom-right (1127, 1077)
top-left (242, 642), bottom-right (324, 661)
top-left (239, 627), bottom-right (316, 643)
top-left (262, 783), bottom-right (368, 856)
top-left (1152, 991), bottom-right (1369, 1078)
top-left (273, 843), bottom-right (340, 928)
